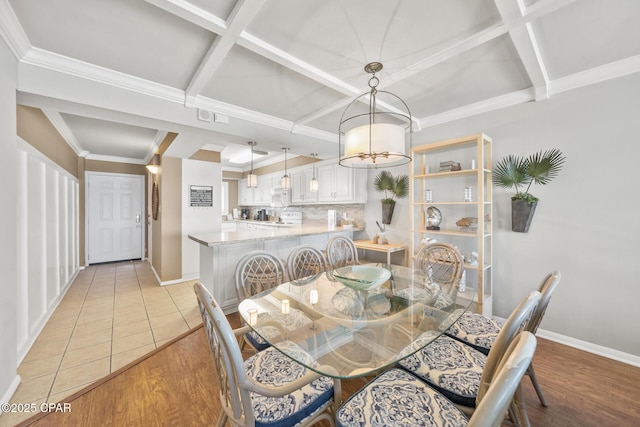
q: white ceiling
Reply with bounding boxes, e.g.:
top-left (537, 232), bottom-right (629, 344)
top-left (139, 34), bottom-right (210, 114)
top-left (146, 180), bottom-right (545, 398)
top-left (2, 0), bottom-right (640, 170)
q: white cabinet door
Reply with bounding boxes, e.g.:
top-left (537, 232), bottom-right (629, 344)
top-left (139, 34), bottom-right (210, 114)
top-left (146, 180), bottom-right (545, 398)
top-left (317, 163), bottom-right (337, 202)
top-left (291, 167), bottom-right (318, 204)
top-left (317, 163), bottom-right (353, 202)
top-left (238, 179), bottom-right (254, 205)
top-left (255, 175), bottom-right (272, 205)
top-left (333, 165), bottom-right (353, 201)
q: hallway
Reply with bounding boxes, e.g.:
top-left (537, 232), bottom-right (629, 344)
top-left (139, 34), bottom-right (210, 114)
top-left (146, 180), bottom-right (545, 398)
top-left (1, 261), bottom-right (201, 426)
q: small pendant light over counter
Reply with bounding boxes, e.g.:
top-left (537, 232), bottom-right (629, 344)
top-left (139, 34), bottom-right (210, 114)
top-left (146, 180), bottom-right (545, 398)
top-left (310, 153), bottom-right (319, 192)
top-left (247, 141), bottom-right (258, 188)
top-left (281, 147), bottom-right (291, 189)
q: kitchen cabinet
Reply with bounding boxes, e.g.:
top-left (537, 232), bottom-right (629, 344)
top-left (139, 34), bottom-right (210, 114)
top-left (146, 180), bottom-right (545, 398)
top-left (291, 167), bottom-right (318, 204)
top-left (238, 179), bottom-right (254, 205)
top-left (254, 175), bottom-right (273, 205)
top-left (411, 133), bottom-right (492, 316)
top-left (316, 162), bottom-right (367, 203)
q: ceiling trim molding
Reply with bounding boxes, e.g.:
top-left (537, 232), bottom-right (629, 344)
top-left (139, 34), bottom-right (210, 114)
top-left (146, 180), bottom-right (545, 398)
top-left (549, 55), bottom-right (640, 96)
top-left (144, 131), bottom-right (167, 163)
top-left (21, 48), bottom-right (186, 104)
top-left (41, 109), bottom-right (89, 157)
top-left (84, 153), bottom-right (148, 165)
top-left (185, 0), bottom-right (266, 98)
top-left (194, 95), bottom-right (337, 142)
top-left (144, 0), bottom-right (227, 34)
top-left (419, 88), bottom-right (535, 128)
top-left (0, 0), bottom-right (31, 58)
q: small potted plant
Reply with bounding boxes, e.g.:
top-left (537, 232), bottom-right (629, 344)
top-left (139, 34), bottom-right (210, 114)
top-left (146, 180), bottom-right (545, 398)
top-left (374, 170), bottom-right (409, 224)
top-left (493, 148), bottom-right (566, 232)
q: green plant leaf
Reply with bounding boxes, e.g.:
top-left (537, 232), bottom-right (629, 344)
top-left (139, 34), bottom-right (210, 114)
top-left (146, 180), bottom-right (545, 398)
top-left (524, 148), bottom-right (566, 186)
top-left (373, 170), bottom-right (409, 201)
top-left (492, 154), bottom-right (529, 192)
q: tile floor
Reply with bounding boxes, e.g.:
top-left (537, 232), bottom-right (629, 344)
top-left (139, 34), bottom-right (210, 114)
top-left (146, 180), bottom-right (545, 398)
top-left (1, 260), bottom-right (202, 427)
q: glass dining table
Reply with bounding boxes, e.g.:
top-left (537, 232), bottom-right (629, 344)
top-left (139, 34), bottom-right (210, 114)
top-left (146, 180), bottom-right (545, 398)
top-left (238, 263), bottom-right (475, 379)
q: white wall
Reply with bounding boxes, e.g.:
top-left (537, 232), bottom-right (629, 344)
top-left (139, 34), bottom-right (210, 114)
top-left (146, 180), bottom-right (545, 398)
top-left (364, 73), bottom-right (640, 360)
top-left (181, 158), bottom-right (221, 280)
top-left (0, 32), bottom-right (19, 404)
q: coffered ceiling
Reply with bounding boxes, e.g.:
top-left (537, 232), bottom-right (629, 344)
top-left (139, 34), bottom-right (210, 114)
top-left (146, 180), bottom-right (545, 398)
top-left (2, 0), bottom-right (639, 169)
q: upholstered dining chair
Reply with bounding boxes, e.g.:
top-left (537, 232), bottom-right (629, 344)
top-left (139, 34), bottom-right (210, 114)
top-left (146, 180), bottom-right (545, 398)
top-left (234, 251), bottom-right (288, 352)
top-left (398, 291), bottom-right (541, 427)
top-left (194, 282), bottom-right (340, 427)
top-left (287, 245), bottom-right (329, 284)
top-left (443, 270), bottom-right (561, 407)
top-left (336, 331), bottom-right (537, 427)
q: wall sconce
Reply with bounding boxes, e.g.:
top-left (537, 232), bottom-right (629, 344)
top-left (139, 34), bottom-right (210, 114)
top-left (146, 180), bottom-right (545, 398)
top-left (146, 154), bottom-right (160, 174)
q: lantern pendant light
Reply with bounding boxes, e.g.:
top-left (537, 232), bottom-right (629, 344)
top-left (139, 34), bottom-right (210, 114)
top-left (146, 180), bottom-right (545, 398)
top-left (339, 62), bottom-right (413, 168)
top-left (247, 141), bottom-right (258, 188)
top-left (310, 153), bottom-right (318, 192)
top-left (281, 147), bottom-right (291, 189)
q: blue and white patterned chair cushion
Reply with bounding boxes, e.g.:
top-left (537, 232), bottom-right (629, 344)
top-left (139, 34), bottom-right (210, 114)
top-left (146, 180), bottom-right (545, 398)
top-left (336, 368), bottom-right (469, 427)
top-left (245, 341), bottom-right (334, 427)
top-left (440, 309), bottom-right (504, 355)
top-left (398, 330), bottom-right (487, 408)
top-left (247, 309), bottom-right (313, 351)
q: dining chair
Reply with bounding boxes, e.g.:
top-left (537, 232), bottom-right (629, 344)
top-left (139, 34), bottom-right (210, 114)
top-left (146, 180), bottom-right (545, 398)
top-left (398, 290), bottom-right (541, 427)
top-left (336, 331), bottom-right (537, 427)
top-left (234, 251), bottom-right (288, 352)
top-left (287, 245), bottom-right (329, 284)
top-left (325, 235), bottom-right (359, 270)
top-left (194, 282), bottom-right (340, 427)
top-left (443, 271), bottom-right (561, 406)
top-left (398, 242), bottom-right (464, 310)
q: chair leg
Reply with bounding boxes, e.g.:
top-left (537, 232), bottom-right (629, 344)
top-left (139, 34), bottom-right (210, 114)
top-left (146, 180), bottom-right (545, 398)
top-left (527, 362), bottom-right (548, 407)
top-left (215, 412), bottom-right (228, 427)
top-left (513, 384), bottom-right (531, 427)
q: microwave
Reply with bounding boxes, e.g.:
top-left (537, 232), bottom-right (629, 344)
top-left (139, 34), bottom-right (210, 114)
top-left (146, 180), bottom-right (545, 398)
top-left (270, 187), bottom-right (292, 207)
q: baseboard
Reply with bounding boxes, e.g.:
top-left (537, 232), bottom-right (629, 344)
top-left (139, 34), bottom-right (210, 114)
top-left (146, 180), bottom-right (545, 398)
top-left (1, 375), bottom-right (21, 405)
top-left (536, 329), bottom-right (640, 368)
top-left (492, 315), bottom-right (640, 367)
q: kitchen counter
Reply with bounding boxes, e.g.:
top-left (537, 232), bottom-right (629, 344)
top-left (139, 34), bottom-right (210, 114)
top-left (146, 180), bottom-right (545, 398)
top-left (189, 224), bottom-right (363, 247)
top-left (189, 223), bottom-right (363, 313)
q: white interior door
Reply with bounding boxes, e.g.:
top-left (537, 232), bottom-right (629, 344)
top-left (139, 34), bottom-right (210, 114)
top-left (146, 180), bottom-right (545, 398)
top-left (87, 172), bottom-right (143, 264)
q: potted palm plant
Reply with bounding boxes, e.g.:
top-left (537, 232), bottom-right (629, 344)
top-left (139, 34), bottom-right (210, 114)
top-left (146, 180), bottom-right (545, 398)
top-left (374, 170), bottom-right (409, 224)
top-left (493, 148), bottom-right (566, 232)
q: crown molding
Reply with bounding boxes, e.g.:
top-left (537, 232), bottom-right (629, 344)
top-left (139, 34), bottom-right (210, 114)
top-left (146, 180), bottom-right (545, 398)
top-left (0, 0), bottom-right (31, 58)
top-left (41, 109), bottom-right (88, 157)
top-left (84, 153), bottom-right (147, 165)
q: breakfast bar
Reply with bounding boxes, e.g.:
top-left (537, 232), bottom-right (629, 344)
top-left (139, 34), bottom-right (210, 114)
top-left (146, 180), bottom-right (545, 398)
top-left (189, 224), bottom-right (362, 313)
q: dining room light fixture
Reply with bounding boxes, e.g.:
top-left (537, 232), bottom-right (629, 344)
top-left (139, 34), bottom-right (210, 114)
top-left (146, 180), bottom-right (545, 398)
top-left (310, 153), bottom-right (319, 192)
top-left (247, 141), bottom-right (258, 188)
top-left (339, 62), bottom-right (413, 168)
top-left (281, 147), bottom-right (291, 189)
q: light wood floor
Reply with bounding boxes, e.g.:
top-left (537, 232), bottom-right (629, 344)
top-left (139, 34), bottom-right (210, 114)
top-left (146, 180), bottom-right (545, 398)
top-left (14, 313), bottom-right (640, 427)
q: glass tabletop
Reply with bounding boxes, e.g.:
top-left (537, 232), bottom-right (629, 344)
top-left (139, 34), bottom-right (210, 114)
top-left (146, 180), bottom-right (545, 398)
top-left (238, 263), bottom-right (475, 379)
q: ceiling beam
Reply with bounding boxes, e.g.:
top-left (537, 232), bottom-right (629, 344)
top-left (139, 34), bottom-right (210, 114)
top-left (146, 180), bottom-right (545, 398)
top-left (184, 0), bottom-right (266, 104)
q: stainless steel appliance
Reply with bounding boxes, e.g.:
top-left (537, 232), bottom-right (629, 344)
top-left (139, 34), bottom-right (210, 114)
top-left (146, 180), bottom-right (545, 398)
top-left (270, 187), bottom-right (292, 207)
top-left (257, 209), bottom-right (268, 221)
top-left (240, 208), bottom-right (250, 219)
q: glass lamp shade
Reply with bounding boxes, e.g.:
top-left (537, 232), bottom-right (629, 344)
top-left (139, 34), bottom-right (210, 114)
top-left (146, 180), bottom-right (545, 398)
top-left (310, 177), bottom-right (318, 192)
top-left (247, 173), bottom-right (258, 188)
top-left (146, 164), bottom-right (160, 174)
top-left (281, 175), bottom-right (291, 189)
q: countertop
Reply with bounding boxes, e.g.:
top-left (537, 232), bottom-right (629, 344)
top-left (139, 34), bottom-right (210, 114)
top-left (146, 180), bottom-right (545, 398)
top-left (189, 224), bottom-right (362, 247)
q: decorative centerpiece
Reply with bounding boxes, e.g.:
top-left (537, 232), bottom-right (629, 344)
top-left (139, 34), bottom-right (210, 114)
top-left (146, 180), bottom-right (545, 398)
top-left (332, 265), bottom-right (391, 292)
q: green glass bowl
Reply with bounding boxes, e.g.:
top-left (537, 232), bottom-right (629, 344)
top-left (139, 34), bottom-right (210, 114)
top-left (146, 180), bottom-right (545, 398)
top-left (332, 265), bottom-right (391, 292)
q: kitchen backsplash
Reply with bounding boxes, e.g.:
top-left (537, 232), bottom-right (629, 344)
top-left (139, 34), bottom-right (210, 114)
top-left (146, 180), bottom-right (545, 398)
top-left (239, 204), bottom-right (365, 227)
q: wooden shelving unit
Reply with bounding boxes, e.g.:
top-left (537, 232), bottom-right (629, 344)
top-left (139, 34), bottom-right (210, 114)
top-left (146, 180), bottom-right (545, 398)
top-left (410, 133), bottom-right (493, 316)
